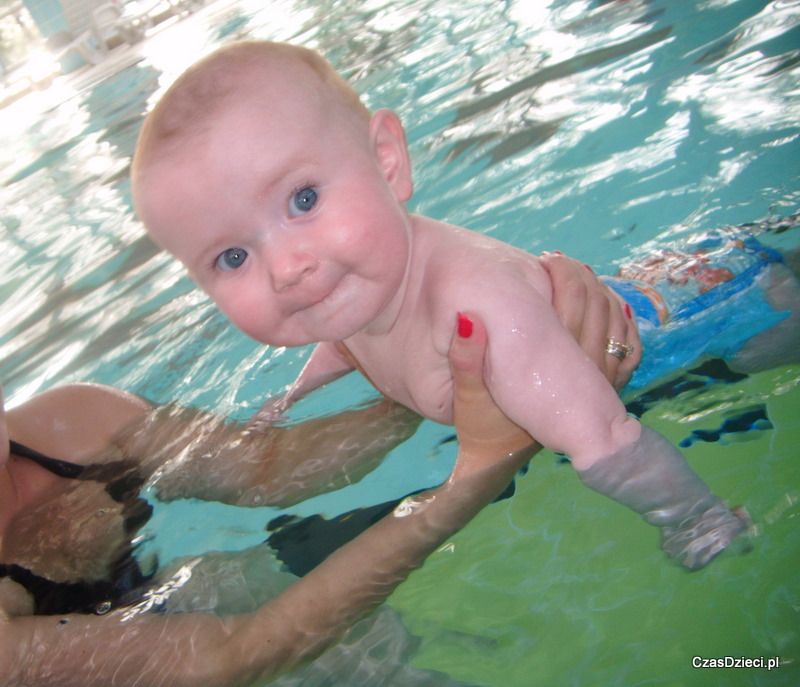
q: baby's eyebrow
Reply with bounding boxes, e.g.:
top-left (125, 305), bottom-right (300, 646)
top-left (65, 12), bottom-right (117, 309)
top-left (255, 151), bottom-right (320, 198)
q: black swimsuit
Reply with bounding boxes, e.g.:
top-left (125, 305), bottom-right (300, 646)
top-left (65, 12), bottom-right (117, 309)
top-left (1, 441), bottom-right (153, 615)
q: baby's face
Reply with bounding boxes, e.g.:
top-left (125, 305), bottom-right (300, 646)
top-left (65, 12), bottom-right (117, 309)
top-left (138, 76), bottom-right (412, 347)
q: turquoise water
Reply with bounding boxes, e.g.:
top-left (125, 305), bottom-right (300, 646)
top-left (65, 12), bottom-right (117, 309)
top-left (1, 0), bottom-right (799, 684)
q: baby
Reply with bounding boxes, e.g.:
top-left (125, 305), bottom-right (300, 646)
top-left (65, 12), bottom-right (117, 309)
top-left (133, 41), bottom-right (799, 570)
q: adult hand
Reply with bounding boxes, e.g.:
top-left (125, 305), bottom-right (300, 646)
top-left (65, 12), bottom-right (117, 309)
top-left (540, 252), bottom-right (641, 390)
top-left (448, 312), bottom-right (536, 480)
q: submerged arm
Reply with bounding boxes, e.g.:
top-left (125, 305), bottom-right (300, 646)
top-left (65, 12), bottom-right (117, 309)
top-left (2, 449), bottom-right (531, 687)
top-left (6, 378), bottom-right (417, 510)
top-left (125, 396), bottom-right (422, 508)
top-left (2, 317), bottom-right (536, 687)
top-left (252, 341), bottom-right (357, 423)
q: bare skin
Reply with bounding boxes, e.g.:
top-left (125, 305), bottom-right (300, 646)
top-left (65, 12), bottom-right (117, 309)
top-left (134, 44), bottom-right (640, 473)
top-left (0, 387), bottom-right (420, 588)
top-left (134, 41), bottom-right (772, 571)
top-left (2, 321), bottom-right (508, 686)
top-left (1, 258), bottom-right (633, 687)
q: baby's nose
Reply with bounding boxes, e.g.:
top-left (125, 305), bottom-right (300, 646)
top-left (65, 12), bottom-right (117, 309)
top-left (268, 246), bottom-right (319, 292)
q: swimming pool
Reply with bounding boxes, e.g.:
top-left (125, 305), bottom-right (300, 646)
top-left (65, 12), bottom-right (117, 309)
top-left (1, 0), bottom-right (798, 684)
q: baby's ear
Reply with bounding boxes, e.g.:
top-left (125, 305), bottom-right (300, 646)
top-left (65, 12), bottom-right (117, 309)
top-left (369, 109), bottom-right (414, 202)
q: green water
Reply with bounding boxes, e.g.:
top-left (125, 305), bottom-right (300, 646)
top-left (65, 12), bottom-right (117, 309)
top-left (392, 367), bottom-right (800, 685)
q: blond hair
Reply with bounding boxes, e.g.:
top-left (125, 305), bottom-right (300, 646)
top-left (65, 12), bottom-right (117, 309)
top-left (134, 41), bottom-right (370, 172)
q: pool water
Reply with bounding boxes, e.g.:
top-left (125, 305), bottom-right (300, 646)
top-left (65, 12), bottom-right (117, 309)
top-left (1, 0), bottom-right (799, 685)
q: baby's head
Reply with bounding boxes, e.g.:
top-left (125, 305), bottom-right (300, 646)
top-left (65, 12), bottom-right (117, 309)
top-left (134, 41), bottom-right (370, 162)
top-left (133, 41), bottom-right (414, 347)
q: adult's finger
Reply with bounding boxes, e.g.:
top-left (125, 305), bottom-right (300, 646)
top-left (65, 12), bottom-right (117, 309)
top-left (449, 312), bottom-right (535, 478)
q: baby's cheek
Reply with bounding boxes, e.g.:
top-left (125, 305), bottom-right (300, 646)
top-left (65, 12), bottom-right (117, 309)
top-left (228, 308), bottom-right (267, 341)
top-left (215, 295), bottom-right (258, 333)
top-left (231, 304), bottom-right (285, 346)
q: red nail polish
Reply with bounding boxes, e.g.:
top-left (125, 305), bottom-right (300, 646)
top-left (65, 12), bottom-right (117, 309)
top-left (584, 263), bottom-right (594, 273)
top-left (624, 304), bottom-right (632, 319)
top-left (553, 250), bottom-right (564, 255)
top-left (457, 313), bottom-right (473, 338)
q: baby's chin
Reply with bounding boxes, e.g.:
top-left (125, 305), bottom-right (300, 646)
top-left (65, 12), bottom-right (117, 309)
top-left (251, 327), bottom-right (357, 348)
top-left (305, 312), bottom-right (379, 343)
top-left (246, 306), bottom-right (379, 347)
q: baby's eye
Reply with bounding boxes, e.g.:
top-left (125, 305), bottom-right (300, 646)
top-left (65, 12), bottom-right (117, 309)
top-left (289, 187), bottom-right (318, 216)
top-left (216, 247), bottom-right (248, 271)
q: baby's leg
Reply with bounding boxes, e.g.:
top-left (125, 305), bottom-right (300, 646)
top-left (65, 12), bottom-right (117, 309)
top-left (730, 253), bottom-right (800, 373)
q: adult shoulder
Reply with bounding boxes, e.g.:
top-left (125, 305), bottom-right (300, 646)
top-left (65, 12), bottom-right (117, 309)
top-left (6, 383), bottom-right (153, 465)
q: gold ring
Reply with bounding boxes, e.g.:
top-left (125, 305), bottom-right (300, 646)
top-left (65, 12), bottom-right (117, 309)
top-left (605, 339), bottom-right (634, 361)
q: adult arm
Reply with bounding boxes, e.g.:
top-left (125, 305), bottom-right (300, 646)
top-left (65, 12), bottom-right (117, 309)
top-left (132, 396), bottom-right (423, 508)
top-left (144, 251), bottom-right (639, 506)
top-left (5, 251), bottom-right (634, 511)
top-left (1, 316), bottom-right (536, 687)
top-left (6, 381), bottom-right (422, 509)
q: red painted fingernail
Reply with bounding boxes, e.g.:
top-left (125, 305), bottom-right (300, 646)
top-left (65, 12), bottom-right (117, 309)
top-left (584, 264), bottom-right (594, 273)
top-left (553, 250), bottom-right (564, 255)
top-left (624, 304), bottom-right (632, 319)
top-left (457, 312), bottom-right (473, 338)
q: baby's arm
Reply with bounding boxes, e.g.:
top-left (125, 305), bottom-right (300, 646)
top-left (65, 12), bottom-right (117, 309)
top-left (472, 283), bottom-right (638, 466)
top-left (253, 341), bottom-right (356, 423)
top-left (467, 281), bottom-right (746, 569)
top-left (285, 341), bottom-right (356, 403)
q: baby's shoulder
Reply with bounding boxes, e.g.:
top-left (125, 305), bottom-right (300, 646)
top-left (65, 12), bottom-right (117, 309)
top-left (422, 223), bottom-right (548, 299)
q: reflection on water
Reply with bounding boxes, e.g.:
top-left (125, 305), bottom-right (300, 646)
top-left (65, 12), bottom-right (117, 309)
top-left (0, 1), bottom-right (798, 685)
top-left (2, 0), bottom-right (797, 406)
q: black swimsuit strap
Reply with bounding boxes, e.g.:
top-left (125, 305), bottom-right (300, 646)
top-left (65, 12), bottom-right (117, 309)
top-left (0, 562), bottom-right (118, 615)
top-left (3, 441), bottom-right (155, 615)
top-left (8, 440), bottom-right (151, 529)
top-left (8, 440), bottom-right (85, 479)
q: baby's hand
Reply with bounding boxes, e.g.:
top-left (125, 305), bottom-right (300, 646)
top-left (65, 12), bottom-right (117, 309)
top-left (661, 502), bottom-right (751, 570)
top-left (247, 396), bottom-right (290, 431)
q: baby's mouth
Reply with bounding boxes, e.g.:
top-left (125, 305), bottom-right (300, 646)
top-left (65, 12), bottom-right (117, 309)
top-left (294, 276), bottom-right (345, 314)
